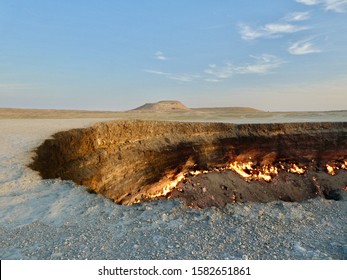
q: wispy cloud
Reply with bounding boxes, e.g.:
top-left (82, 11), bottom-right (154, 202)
top-left (239, 55), bottom-right (285, 74)
top-left (204, 63), bottom-right (234, 79)
top-left (204, 54), bottom-right (285, 80)
top-left (144, 70), bottom-right (167, 76)
top-left (154, 51), bottom-right (167, 61)
top-left (325, 0), bottom-right (347, 12)
top-left (204, 78), bottom-right (221, 83)
top-left (296, 0), bottom-right (347, 13)
top-left (146, 54), bottom-right (284, 83)
top-left (239, 8), bottom-right (313, 41)
top-left (296, 0), bottom-right (320, 5)
top-left (145, 69), bottom-right (199, 82)
top-left (284, 11), bottom-right (311, 21)
top-left (239, 23), bottom-right (309, 40)
top-left (288, 38), bottom-right (321, 55)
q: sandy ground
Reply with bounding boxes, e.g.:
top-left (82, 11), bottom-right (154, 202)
top-left (1, 107), bottom-right (347, 123)
top-left (0, 111), bottom-right (346, 259)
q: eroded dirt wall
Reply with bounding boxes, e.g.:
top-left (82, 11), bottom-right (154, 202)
top-left (30, 121), bottom-right (347, 206)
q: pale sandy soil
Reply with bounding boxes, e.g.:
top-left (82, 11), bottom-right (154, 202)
top-left (1, 107), bottom-right (346, 123)
top-left (0, 110), bottom-right (346, 259)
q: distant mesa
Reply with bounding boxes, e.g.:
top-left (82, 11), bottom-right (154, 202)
top-left (131, 100), bottom-right (263, 113)
top-left (132, 100), bottom-right (190, 112)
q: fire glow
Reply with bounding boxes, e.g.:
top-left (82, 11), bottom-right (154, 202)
top-left (226, 161), bottom-right (277, 182)
top-left (149, 173), bottom-right (185, 198)
top-left (136, 159), bottom-right (347, 204)
top-left (326, 160), bottom-right (347, 176)
top-left (139, 160), bottom-right (310, 203)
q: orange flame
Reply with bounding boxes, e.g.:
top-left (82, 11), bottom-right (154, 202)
top-left (325, 160), bottom-right (347, 175)
top-left (146, 173), bottom-right (186, 199)
top-left (326, 164), bottom-right (336, 175)
top-left (226, 161), bottom-right (278, 182)
top-left (288, 163), bottom-right (306, 174)
top-left (342, 160), bottom-right (347, 170)
top-left (187, 161), bottom-right (308, 183)
top-left (132, 158), bottom-right (346, 204)
top-left (189, 170), bottom-right (209, 176)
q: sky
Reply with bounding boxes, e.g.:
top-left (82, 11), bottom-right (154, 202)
top-left (0, 0), bottom-right (347, 111)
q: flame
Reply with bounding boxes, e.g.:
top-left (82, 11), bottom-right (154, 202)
top-left (147, 173), bottom-right (186, 199)
top-left (131, 158), bottom-right (346, 204)
top-left (189, 170), bottom-right (209, 176)
top-left (325, 160), bottom-right (347, 175)
top-left (326, 164), bottom-right (336, 175)
top-left (342, 160), bottom-right (347, 170)
top-left (189, 161), bottom-right (308, 182)
top-left (226, 161), bottom-right (278, 182)
top-left (288, 163), bottom-right (306, 174)
top-left (226, 161), bottom-right (253, 180)
top-left (224, 161), bottom-right (309, 181)
top-left (141, 159), bottom-right (314, 202)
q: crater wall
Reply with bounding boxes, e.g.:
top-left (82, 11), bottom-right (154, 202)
top-left (30, 121), bottom-right (347, 206)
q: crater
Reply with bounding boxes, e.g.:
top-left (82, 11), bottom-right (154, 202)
top-left (29, 120), bottom-right (347, 208)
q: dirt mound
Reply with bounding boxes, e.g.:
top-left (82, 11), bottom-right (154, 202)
top-left (30, 120), bottom-right (347, 208)
top-left (132, 100), bottom-right (190, 111)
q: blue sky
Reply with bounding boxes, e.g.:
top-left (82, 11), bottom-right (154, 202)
top-left (1, 0), bottom-right (346, 111)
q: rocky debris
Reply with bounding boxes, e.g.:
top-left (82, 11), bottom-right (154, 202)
top-left (30, 120), bottom-right (347, 207)
top-left (1, 196), bottom-right (346, 260)
top-left (172, 170), bottom-right (347, 208)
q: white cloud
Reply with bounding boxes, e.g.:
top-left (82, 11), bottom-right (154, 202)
top-left (169, 74), bottom-right (199, 82)
top-left (239, 23), bottom-right (309, 40)
top-left (145, 69), bottom-right (199, 82)
top-left (204, 78), bottom-right (221, 83)
top-left (146, 55), bottom-right (284, 83)
top-left (204, 63), bottom-right (235, 79)
top-left (204, 54), bottom-right (285, 79)
top-left (238, 55), bottom-right (285, 74)
top-left (238, 24), bottom-right (264, 41)
top-left (296, 0), bottom-right (320, 5)
top-left (296, 0), bottom-right (347, 12)
top-left (325, 0), bottom-right (347, 12)
top-left (265, 23), bottom-right (307, 33)
top-left (288, 38), bottom-right (321, 55)
top-left (155, 51), bottom-right (167, 61)
top-left (145, 70), bottom-right (167, 76)
top-left (284, 11), bottom-right (311, 21)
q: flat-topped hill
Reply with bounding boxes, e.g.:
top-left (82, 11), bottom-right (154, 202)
top-left (132, 100), bottom-right (190, 111)
top-left (132, 100), bottom-right (263, 113)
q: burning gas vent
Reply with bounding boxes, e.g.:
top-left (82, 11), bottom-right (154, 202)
top-left (30, 120), bottom-right (347, 208)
